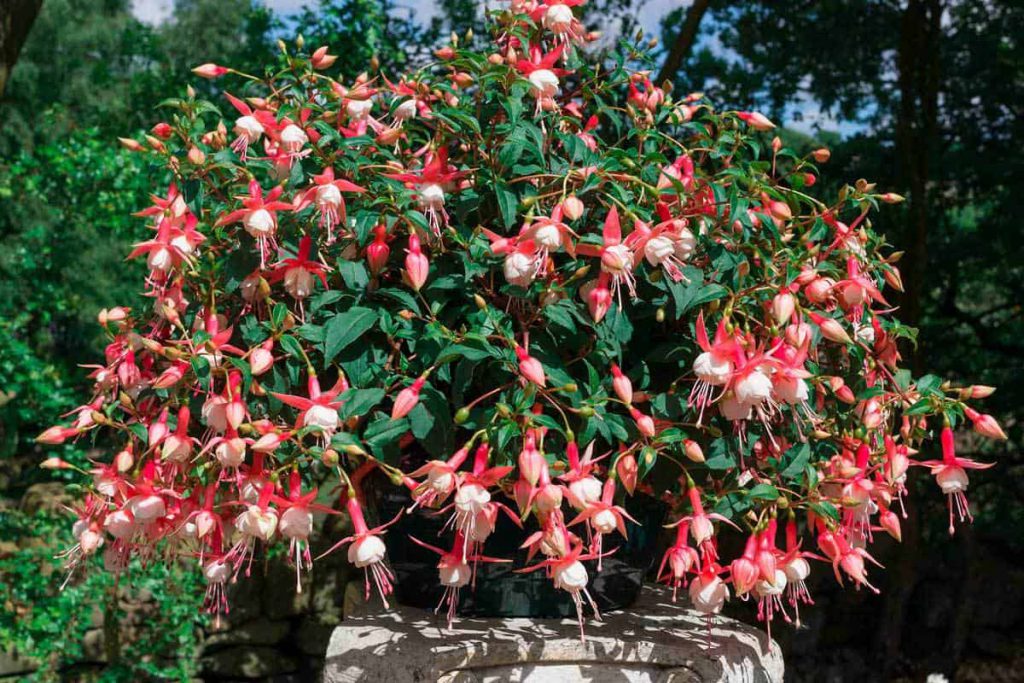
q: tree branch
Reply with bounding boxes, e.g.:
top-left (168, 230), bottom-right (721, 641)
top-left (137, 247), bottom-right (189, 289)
top-left (0, 0), bottom-right (43, 96)
top-left (655, 0), bottom-right (711, 85)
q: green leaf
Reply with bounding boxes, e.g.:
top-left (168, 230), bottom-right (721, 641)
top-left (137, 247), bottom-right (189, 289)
top-left (324, 307), bottom-right (378, 363)
top-left (495, 182), bottom-right (517, 229)
top-left (362, 416), bottom-right (408, 460)
top-left (337, 259), bottom-right (369, 292)
top-left (747, 483), bottom-right (780, 500)
top-left (340, 388), bottom-right (386, 420)
top-left (811, 501), bottom-right (840, 522)
top-left (278, 334), bottom-right (305, 361)
top-left (779, 443), bottom-right (811, 480)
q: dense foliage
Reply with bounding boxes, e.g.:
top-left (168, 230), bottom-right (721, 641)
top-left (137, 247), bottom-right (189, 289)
top-left (35, 0), bottom-right (1008, 648)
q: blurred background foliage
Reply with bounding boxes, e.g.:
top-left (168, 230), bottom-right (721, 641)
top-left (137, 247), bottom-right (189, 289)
top-left (0, 0), bottom-right (1020, 680)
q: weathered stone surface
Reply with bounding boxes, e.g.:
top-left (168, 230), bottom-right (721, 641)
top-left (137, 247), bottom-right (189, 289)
top-left (324, 585), bottom-right (783, 682)
top-left (200, 645), bottom-right (299, 678)
top-left (203, 617), bottom-right (292, 649)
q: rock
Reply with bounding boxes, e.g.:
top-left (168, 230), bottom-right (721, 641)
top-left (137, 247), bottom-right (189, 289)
top-left (200, 645), bottom-right (299, 678)
top-left (81, 629), bottom-right (106, 663)
top-left (0, 648), bottom-right (39, 678)
top-left (203, 617), bottom-right (291, 649)
top-left (295, 620), bottom-right (336, 657)
top-left (19, 483), bottom-right (72, 516)
top-left (323, 585), bottom-right (783, 683)
top-left (263, 560), bottom-right (312, 620)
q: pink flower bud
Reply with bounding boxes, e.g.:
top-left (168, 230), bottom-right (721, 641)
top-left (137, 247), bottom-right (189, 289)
top-left (879, 508), bottom-right (902, 542)
top-left (965, 407), bottom-right (1007, 440)
top-left (250, 340), bottom-right (275, 376)
top-left (40, 457), bottom-right (71, 469)
top-left (392, 377), bottom-right (425, 419)
top-left (610, 364), bottom-right (633, 404)
top-left (515, 346), bottom-right (546, 387)
top-left (311, 46), bottom-right (338, 69)
top-left (518, 438), bottom-right (545, 486)
top-left (683, 439), bottom-right (705, 463)
top-left (37, 426), bottom-right (75, 444)
top-left (965, 385), bottom-right (996, 399)
top-left (737, 111), bottom-right (775, 131)
top-left (192, 63), bottom-right (228, 79)
top-left (561, 195), bottom-right (584, 221)
top-left (771, 291), bottom-right (795, 327)
top-left (810, 313), bottom-right (852, 345)
top-left (151, 122), bottom-right (172, 139)
top-left (630, 407), bottom-right (656, 438)
top-left (616, 453), bottom-right (638, 494)
top-left (767, 199), bottom-right (791, 221)
top-left (805, 277), bottom-right (835, 304)
top-left (404, 234), bottom-right (429, 291)
top-left (114, 448), bottom-right (134, 473)
top-left (366, 225), bottom-right (390, 275)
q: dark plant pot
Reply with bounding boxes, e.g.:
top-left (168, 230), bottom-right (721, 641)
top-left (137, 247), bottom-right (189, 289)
top-left (372, 482), bottom-right (668, 619)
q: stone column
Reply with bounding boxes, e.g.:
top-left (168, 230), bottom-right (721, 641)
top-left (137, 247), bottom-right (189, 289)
top-left (324, 585), bottom-right (783, 682)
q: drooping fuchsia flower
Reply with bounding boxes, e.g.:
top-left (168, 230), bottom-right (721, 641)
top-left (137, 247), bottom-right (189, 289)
top-left (671, 482), bottom-right (741, 564)
top-left (834, 256), bottom-right (889, 323)
top-left (689, 311), bottom-right (741, 422)
top-left (689, 561), bottom-right (730, 616)
top-left (216, 180), bottom-right (293, 268)
top-left (730, 532), bottom-right (760, 599)
top-left (568, 477), bottom-right (637, 570)
top-left (658, 522), bottom-right (700, 601)
top-left (918, 424), bottom-right (995, 534)
top-left (839, 442), bottom-right (876, 539)
top-left (318, 487), bottom-right (403, 607)
top-left (575, 206), bottom-right (637, 305)
top-left (829, 529), bottom-right (883, 593)
top-left (381, 75), bottom-right (433, 126)
top-left (224, 92), bottom-right (277, 161)
top-left (519, 204), bottom-right (578, 263)
top-left (126, 213), bottom-right (194, 285)
top-left (657, 155), bottom-right (696, 194)
top-left (779, 517), bottom-right (820, 627)
top-left (271, 470), bottom-right (337, 592)
top-left (531, 0), bottom-right (587, 44)
top-left (294, 167), bottom-right (366, 244)
top-left (160, 407), bottom-right (198, 464)
top-left (266, 235), bottom-right (331, 313)
top-left (517, 525), bottom-right (606, 640)
top-left (407, 443), bottom-right (471, 510)
top-left (751, 520), bottom-right (792, 638)
top-left (383, 147), bottom-right (466, 236)
top-left (514, 43), bottom-right (570, 114)
top-left (441, 444), bottom-right (514, 559)
top-left (409, 531), bottom-right (509, 629)
top-left (558, 441), bottom-right (606, 511)
top-left (271, 372), bottom-right (349, 443)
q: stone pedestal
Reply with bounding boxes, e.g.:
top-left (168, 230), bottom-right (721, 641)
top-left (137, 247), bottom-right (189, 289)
top-left (323, 585), bottom-right (783, 682)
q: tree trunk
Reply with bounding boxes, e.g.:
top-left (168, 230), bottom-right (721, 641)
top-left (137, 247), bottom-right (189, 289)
top-left (894, 0), bottom-right (941, 370)
top-left (878, 0), bottom-right (943, 678)
top-left (0, 0), bottom-right (43, 96)
top-left (655, 0), bottom-right (711, 85)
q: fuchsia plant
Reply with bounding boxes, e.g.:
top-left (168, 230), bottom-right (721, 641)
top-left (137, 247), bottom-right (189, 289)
top-left (40, 1), bottom-right (1007, 639)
